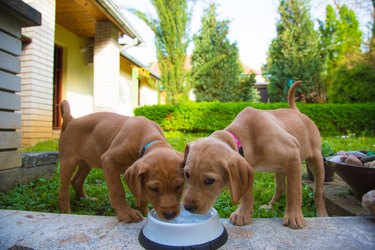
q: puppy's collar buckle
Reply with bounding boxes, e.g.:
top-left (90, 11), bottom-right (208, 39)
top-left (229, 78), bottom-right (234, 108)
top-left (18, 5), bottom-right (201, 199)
top-left (140, 140), bottom-right (159, 157)
top-left (226, 131), bottom-right (244, 157)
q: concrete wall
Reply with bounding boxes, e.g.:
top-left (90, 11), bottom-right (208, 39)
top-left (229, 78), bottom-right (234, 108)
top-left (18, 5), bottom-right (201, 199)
top-left (93, 21), bottom-right (120, 113)
top-left (119, 56), bottom-right (134, 116)
top-left (20, 0), bottom-right (56, 147)
top-left (55, 24), bottom-right (93, 118)
top-left (139, 80), bottom-right (158, 106)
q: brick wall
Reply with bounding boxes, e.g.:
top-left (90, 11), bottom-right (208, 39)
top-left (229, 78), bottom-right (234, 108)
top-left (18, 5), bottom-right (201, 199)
top-left (20, 0), bottom-right (56, 147)
top-left (93, 21), bottom-right (120, 113)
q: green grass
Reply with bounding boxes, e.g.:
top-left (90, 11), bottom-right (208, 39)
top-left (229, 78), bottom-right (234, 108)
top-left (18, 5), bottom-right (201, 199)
top-left (1, 134), bottom-right (373, 219)
top-left (22, 139), bottom-right (59, 152)
top-left (322, 134), bottom-right (375, 153)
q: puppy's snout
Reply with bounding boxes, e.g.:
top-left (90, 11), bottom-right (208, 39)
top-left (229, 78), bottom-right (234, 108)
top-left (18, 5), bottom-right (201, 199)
top-left (162, 211), bottom-right (177, 220)
top-left (184, 203), bottom-right (198, 213)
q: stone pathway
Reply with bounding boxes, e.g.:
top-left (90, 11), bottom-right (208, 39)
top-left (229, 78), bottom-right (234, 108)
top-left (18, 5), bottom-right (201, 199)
top-left (1, 210), bottom-right (374, 249)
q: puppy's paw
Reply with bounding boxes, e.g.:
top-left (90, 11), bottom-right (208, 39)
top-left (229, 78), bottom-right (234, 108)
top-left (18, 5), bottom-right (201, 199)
top-left (59, 205), bottom-right (71, 214)
top-left (138, 206), bottom-right (149, 217)
top-left (316, 209), bottom-right (329, 217)
top-left (230, 210), bottom-right (252, 226)
top-left (282, 212), bottom-right (306, 229)
top-left (58, 197), bottom-right (71, 213)
top-left (259, 203), bottom-right (273, 210)
top-left (117, 209), bottom-right (144, 223)
top-left (78, 196), bottom-right (97, 201)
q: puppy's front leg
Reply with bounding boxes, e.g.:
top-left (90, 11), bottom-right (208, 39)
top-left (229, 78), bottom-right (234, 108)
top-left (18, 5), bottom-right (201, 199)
top-left (137, 198), bottom-right (149, 216)
top-left (230, 184), bottom-right (254, 226)
top-left (102, 159), bottom-right (143, 223)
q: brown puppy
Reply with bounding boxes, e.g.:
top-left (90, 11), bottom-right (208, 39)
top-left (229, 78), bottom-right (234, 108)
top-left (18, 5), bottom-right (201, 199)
top-left (183, 81), bottom-right (328, 229)
top-left (58, 100), bottom-right (184, 223)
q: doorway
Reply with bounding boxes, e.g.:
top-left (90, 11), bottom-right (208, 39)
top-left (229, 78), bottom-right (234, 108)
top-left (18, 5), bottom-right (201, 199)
top-left (53, 45), bottom-right (63, 129)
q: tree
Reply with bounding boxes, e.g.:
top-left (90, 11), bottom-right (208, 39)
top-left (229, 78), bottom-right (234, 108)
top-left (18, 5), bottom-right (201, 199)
top-left (318, 4), bottom-right (337, 77)
top-left (353, 0), bottom-right (375, 66)
top-left (370, 0), bottom-right (375, 65)
top-left (335, 5), bottom-right (362, 65)
top-left (239, 73), bottom-right (260, 102)
top-left (319, 4), bottom-right (364, 101)
top-left (263, 0), bottom-right (323, 103)
top-left (130, 0), bottom-right (192, 104)
top-left (342, 0), bottom-right (375, 63)
top-left (190, 3), bottom-right (243, 102)
top-left (329, 63), bottom-right (375, 103)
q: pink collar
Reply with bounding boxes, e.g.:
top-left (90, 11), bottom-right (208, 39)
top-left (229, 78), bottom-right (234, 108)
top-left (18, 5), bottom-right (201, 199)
top-left (226, 131), bottom-right (244, 157)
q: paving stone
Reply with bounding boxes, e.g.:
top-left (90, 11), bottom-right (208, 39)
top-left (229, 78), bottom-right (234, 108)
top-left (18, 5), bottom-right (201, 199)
top-left (0, 211), bottom-right (118, 250)
top-left (0, 209), bottom-right (16, 219)
top-left (0, 210), bottom-right (374, 250)
top-left (245, 217), bottom-right (375, 250)
top-left (0, 210), bottom-right (59, 249)
top-left (96, 224), bottom-right (145, 249)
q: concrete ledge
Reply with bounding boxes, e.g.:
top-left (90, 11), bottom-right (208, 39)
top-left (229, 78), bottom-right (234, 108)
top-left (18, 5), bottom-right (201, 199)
top-left (22, 152), bottom-right (59, 168)
top-left (305, 177), bottom-right (371, 217)
top-left (0, 210), bottom-right (374, 249)
top-left (0, 152), bottom-right (58, 192)
top-left (323, 179), bottom-right (369, 216)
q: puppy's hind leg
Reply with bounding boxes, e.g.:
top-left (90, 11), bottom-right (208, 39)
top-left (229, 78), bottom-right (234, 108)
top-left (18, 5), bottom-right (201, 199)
top-left (306, 154), bottom-right (328, 217)
top-left (261, 172), bottom-right (285, 210)
top-left (71, 161), bottom-right (91, 199)
top-left (58, 159), bottom-right (77, 213)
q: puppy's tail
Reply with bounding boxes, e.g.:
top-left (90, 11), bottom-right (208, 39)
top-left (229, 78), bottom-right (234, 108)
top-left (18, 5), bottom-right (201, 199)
top-left (287, 81), bottom-right (302, 111)
top-left (60, 100), bottom-right (73, 132)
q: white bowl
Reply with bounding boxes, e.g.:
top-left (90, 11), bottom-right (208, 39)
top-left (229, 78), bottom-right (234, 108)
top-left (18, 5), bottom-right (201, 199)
top-left (139, 205), bottom-right (228, 249)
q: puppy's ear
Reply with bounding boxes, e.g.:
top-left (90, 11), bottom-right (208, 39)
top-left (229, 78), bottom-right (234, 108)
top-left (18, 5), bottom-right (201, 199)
top-left (226, 155), bottom-right (254, 205)
top-left (183, 144), bottom-right (190, 166)
top-left (124, 160), bottom-right (149, 201)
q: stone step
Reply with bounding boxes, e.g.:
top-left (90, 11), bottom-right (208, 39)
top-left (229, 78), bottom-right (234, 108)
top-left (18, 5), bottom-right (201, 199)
top-left (1, 210), bottom-right (374, 249)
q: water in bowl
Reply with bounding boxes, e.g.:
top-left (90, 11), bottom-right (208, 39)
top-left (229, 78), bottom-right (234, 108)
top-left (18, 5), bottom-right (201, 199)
top-left (154, 206), bottom-right (213, 224)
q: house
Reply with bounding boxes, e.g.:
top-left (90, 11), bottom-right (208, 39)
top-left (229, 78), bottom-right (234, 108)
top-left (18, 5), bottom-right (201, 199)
top-left (20, 0), bottom-right (160, 147)
top-left (0, 0), bottom-right (42, 179)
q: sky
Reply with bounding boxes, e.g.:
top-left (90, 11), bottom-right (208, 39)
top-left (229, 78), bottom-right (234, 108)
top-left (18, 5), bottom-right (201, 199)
top-left (114, 0), bottom-right (372, 71)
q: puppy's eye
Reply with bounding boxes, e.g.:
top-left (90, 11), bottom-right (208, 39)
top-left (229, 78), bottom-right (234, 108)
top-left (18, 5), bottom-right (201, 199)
top-left (204, 178), bottom-right (215, 186)
top-left (150, 187), bottom-right (159, 193)
top-left (185, 172), bottom-right (190, 179)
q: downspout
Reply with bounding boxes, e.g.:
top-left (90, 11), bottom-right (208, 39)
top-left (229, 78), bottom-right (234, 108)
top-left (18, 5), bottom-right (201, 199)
top-left (120, 37), bottom-right (140, 52)
top-left (120, 37), bottom-right (142, 108)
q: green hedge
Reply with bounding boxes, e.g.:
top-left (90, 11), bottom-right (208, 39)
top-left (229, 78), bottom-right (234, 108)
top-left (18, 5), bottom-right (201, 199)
top-left (134, 102), bottom-right (375, 136)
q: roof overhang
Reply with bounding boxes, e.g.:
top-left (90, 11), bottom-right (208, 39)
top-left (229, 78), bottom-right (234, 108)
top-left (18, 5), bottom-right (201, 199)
top-left (56, 0), bottom-right (144, 44)
top-left (121, 51), bottom-right (160, 80)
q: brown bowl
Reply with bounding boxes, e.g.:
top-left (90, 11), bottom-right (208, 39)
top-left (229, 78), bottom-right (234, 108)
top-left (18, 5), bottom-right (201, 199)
top-left (325, 156), bottom-right (375, 200)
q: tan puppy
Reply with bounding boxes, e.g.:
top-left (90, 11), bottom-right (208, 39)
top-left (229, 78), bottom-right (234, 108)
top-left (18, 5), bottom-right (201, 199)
top-left (58, 100), bottom-right (184, 223)
top-left (183, 81), bottom-right (328, 229)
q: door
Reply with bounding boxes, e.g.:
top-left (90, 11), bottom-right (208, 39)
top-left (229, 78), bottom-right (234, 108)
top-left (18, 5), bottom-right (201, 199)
top-left (53, 45), bottom-right (63, 129)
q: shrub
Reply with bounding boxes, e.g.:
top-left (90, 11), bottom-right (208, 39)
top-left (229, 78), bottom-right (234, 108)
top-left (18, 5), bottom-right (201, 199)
top-left (328, 63), bottom-right (375, 103)
top-left (134, 102), bottom-right (375, 136)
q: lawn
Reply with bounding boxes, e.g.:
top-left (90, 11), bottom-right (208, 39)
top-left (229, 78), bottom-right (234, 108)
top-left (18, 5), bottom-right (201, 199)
top-left (1, 132), bottom-right (374, 219)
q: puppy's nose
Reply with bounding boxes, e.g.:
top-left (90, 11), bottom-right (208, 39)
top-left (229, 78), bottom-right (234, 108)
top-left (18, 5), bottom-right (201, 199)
top-left (184, 204), bottom-right (198, 213)
top-left (162, 211), bottom-right (177, 220)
